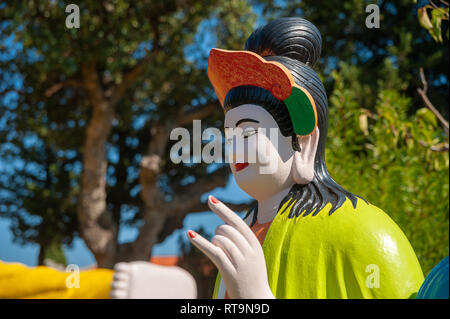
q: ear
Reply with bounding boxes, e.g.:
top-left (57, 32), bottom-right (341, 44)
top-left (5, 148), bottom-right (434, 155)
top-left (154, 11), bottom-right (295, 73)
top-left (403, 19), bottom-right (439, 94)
top-left (292, 127), bottom-right (320, 184)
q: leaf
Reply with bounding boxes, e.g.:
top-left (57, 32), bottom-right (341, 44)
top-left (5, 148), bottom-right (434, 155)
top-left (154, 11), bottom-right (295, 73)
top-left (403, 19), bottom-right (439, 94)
top-left (416, 107), bottom-right (438, 127)
top-left (359, 113), bottom-right (369, 136)
top-left (418, 6), bottom-right (433, 30)
top-left (430, 8), bottom-right (444, 43)
top-left (417, 5), bottom-right (446, 43)
top-left (418, 6), bottom-right (446, 43)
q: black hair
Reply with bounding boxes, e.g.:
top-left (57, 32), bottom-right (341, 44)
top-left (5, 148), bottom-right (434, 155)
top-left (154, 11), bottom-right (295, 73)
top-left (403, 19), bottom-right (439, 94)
top-left (224, 17), bottom-right (366, 222)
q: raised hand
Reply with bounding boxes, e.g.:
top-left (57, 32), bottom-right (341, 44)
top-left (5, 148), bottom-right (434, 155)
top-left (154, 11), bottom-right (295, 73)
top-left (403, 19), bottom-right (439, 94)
top-left (187, 195), bottom-right (274, 299)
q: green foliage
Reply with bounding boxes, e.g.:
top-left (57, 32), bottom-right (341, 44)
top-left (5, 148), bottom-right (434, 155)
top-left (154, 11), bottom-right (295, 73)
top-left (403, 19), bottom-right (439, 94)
top-left (326, 61), bottom-right (449, 274)
top-left (257, 0), bottom-right (449, 116)
top-left (0, 119), bottom-right (79, 254)
top-left (0, 0), bottom-right (257, 260)
top-left (418, 2), bottom-right (449, 43)
top-left (44, 242), bottom-right (67, 266)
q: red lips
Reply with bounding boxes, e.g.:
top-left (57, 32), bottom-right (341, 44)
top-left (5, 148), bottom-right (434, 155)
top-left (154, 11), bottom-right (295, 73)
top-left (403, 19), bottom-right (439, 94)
top-left (234, 163), bottom-right (249, 172)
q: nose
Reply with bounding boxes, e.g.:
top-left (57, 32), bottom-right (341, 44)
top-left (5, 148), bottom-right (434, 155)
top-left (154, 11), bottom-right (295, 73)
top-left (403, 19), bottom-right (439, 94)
top-left (227, 139), bottom-right (244, 163)
top-left (229, 137), bottom-right (259, 164)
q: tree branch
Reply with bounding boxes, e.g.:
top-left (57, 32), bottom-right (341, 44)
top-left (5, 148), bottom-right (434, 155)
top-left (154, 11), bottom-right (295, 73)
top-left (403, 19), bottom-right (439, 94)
top-left (110, 51), bottom-right (152, 105)
top-left (0, 88), bottom-right (25, 96)
top-left (177, 103), bottom-right (218, 126)
top-left (44, 79), bottom-right (83, 97)
top-left (122, 102), bottom-right (226, 262)
top-left (110, 21), bottom-right (162, 106)
top-left (418, 139), bottom-right (449, 152)
top-left (166, 166), bottom-right (231, 214)
top-left (121, 123), bottom-right (173, 261)
top-left (429, 0), bottom-right (449, 16)
top-left (137, 123), bottom-right (173, 209)
top-left (417, 67), bottom-right (449, 135)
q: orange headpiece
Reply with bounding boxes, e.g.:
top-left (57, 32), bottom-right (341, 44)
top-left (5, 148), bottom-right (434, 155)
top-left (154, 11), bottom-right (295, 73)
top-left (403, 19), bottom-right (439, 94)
top-left (207, 49), bottom-right (318, 136)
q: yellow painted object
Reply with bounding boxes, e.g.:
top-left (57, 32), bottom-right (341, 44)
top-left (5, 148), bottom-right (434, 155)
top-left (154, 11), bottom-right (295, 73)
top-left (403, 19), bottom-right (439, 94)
top-left (0, 260), bottom-right (113, 299)
top-left (214, 198), bottom-right (424, 299)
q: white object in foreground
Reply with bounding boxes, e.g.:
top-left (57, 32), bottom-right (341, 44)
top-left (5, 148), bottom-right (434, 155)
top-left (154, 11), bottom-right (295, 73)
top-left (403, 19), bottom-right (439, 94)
top-left (110, 261), bottom-right (197, 299)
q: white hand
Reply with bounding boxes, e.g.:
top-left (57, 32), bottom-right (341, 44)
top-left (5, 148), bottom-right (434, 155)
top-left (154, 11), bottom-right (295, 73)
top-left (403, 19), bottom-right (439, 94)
top-left (187, 195), bottom-right (274, 299)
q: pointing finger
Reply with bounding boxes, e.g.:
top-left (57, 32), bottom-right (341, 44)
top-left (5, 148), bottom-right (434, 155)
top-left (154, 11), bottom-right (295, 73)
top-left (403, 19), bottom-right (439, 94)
top-left (187, 230), bottom-right (235, 275)
top-left (208, 195), bottom-right (259, 247)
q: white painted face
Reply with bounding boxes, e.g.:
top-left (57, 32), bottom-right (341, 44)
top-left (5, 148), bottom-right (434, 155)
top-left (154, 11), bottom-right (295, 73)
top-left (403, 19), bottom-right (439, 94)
top-left (224, 104), bottom-right (296, 201)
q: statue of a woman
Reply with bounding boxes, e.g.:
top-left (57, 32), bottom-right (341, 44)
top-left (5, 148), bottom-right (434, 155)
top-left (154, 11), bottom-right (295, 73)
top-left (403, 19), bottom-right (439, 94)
top-left (188, 17), bottom-right (424, 299)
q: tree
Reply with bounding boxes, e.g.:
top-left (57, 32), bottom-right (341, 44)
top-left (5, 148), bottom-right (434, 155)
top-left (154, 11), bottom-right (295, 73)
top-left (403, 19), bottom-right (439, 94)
top-left (0, 0), bottom-right (255, 268)
top-left (327, 62), bottom-right (449, 273)
top-left (0, 129), bottom-right (78, 265)
top-left (256, 0), bottom-right (448, 116)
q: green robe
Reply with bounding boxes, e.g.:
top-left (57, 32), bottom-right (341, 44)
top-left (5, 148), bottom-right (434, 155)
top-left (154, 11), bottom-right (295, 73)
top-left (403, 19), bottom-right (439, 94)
top-left (213, 198), bottom-right (424, 299)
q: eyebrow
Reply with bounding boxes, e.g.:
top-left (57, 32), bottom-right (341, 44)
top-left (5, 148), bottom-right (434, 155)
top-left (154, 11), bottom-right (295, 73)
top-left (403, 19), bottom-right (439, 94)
top-left (235, 118), bottom-right (260, 126)
top-left (224, 118), bottom-right (260, 129)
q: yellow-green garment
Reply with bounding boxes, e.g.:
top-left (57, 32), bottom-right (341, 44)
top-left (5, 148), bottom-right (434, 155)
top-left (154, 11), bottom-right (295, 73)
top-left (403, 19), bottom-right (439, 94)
top-left (213, 198), bottom-right (424, 299)
top-left (0, 261), bottom-right (113, 299)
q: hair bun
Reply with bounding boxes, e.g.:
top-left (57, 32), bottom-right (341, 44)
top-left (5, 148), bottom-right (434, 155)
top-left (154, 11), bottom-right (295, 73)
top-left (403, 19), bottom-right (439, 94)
top-left (245, 17), bottom-right (322, 67)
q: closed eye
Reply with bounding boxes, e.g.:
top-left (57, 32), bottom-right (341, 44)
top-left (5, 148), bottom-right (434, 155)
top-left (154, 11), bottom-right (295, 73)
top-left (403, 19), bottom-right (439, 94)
top-left (242, 127), bottom-right (257, 138)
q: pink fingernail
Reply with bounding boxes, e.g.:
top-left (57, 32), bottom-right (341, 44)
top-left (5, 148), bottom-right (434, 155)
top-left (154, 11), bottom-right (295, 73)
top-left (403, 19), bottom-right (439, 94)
top-left (210, 195), bottom-right (219, 204)
top-left (187, 230), bottom-right (196, 238)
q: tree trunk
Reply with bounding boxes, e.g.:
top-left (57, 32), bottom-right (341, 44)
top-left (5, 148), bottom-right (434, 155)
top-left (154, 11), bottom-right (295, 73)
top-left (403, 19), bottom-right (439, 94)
top-left (76, 61), bottom-right (233, 267)
top-left (38, 244), bottom-right (46, 266)
top-left (117, 125), bottom-right (171, 262)
top-left (77, 63), bottom-right (117, 268)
